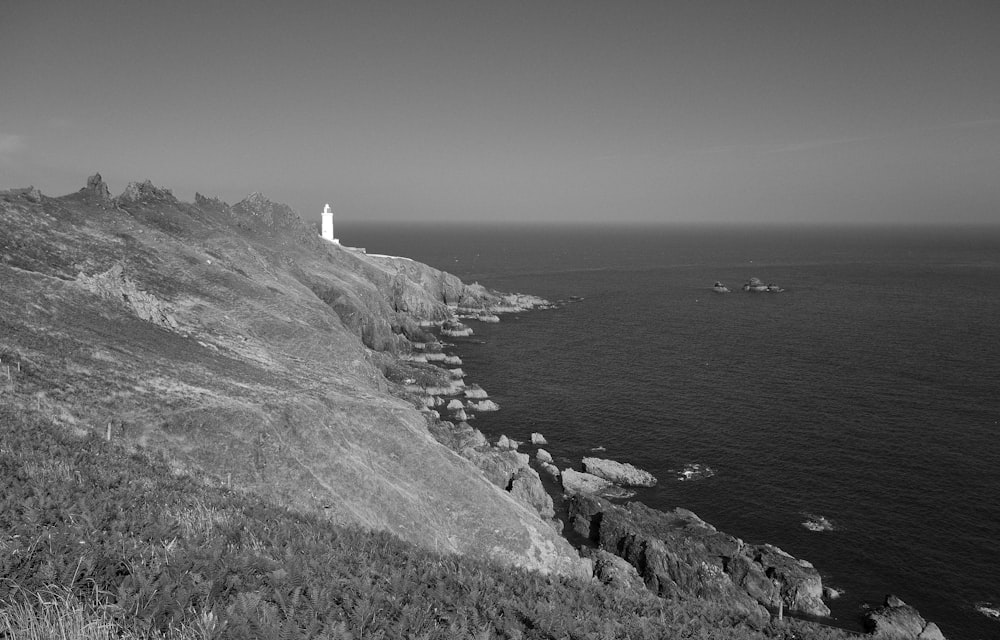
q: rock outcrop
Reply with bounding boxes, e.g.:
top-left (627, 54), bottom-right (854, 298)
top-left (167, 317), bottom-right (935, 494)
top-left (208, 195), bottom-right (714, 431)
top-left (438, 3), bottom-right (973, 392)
top-left (561, 469), bottom-right (613, 496)
top-left (584, 548), bottom-right (646, 591)
top-left (81, 172), bottom-right (112, 201)
top-left (742, 276), bottom-right (784, 293)
top-left (863, 596), bottom-right (947, 639)
top-left (568, 495), bottom-right (830, 619)
top-left (582, 457), bottom-right (657, 487)
top-left (76, 263), bottom-right (179, 330)
top-left (116, 179), bottom-right (177, 205)
top-left (0, 186), bottom-right (43, 202)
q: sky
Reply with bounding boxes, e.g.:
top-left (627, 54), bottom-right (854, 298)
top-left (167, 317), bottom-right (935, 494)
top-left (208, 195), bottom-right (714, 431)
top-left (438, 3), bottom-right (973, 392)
top-left (2, 0), bottom-right (999, 226)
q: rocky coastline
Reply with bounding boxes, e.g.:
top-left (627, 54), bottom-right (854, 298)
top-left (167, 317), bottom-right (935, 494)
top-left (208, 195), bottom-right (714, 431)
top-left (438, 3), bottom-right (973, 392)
top-left (407, 285), bottom-right (948, 640)
top-left (1, 176), bottom-right (946, 638)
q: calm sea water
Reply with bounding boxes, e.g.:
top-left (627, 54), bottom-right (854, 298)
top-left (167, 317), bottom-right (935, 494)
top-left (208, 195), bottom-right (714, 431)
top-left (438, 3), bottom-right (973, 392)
top-left (350, 223), bottom-right (1000, 639)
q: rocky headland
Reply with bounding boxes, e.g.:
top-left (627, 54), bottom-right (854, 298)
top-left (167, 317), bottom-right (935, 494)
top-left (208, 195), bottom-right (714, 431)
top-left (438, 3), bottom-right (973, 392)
top-left (0, 175), bottom-right (946, 638)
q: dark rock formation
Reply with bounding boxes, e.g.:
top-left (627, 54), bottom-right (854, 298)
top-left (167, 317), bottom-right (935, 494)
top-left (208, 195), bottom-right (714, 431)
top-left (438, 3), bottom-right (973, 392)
top-left (583, 548), bottom-right (646, 591)
top-left (742, 276), bottom-right (784, 293)
top-left (568, 495), bottom-right (830, 620)
top-left (1, 186), bottom-right (42, 202)
top-left (232, 192), bottom-right (301, 230)
top-left (863, 595), bottom-right (947, 639)
top-left (116, 179), bottom-right (177, 204)
top-left (81, 172), bottom-right (112, 201)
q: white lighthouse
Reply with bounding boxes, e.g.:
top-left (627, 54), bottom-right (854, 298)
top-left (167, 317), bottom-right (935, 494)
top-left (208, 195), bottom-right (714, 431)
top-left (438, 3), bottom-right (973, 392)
top-left (321, 203), bottom-right (339, 244)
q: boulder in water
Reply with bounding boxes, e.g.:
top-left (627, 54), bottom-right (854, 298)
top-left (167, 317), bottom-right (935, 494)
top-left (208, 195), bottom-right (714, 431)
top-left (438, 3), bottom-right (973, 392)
top-left (582, 457), bottom-right (657, 487)
top-left (863, 595), bottom-right (947, 639)
top-left (467, 399), bottom-right (500, 412)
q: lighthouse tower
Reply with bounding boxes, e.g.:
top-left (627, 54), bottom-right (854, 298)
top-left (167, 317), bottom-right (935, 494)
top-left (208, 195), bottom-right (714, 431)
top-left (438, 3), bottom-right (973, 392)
top-left (321, 203), bottom-right (339, 244)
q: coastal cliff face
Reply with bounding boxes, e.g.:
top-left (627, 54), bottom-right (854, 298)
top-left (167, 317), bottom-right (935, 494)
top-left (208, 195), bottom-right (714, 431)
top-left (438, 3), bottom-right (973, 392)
top-left (0, 176), bottom-right (585, 578)
top-left (569, 495), bottom-right (829, 621)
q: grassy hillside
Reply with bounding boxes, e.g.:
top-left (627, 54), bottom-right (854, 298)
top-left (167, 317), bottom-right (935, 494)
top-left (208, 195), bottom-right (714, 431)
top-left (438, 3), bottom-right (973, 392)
top-left (0, 179), bottom-right (581, 576)
top-left (0, 406), bottom-right (851, 639)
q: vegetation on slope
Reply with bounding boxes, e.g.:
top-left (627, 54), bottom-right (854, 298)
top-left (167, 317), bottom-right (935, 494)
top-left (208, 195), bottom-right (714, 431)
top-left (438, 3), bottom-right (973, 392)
top-left (0, 407), bottom-right (853, 640)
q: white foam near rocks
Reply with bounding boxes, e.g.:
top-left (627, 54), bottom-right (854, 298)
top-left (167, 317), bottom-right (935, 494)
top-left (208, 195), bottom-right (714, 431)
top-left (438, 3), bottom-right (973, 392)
top-left (675, 463), bottom-right (715, 481)
top-left (801, 513), bottom-right (835, 532)
top-left (467, 399), bottom-right (500, 412)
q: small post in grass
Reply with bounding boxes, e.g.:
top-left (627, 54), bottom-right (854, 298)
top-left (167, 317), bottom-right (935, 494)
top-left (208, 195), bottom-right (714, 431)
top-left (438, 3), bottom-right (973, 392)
top-left (106, 422), bottom-right (112, 441)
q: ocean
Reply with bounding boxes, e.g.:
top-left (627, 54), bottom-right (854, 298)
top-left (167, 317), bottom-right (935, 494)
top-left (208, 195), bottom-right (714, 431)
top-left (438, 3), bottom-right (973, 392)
top-left (349, 222), bottom-right (1000, 639)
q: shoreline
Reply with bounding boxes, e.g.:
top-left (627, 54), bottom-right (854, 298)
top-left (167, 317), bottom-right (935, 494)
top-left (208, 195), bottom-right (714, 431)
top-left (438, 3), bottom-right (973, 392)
top-left (406, 297), bottom-right (949, 640)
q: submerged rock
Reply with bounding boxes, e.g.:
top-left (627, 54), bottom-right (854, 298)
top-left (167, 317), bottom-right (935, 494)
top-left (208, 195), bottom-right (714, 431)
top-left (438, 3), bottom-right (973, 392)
top-left (582, 457), bottom-right (657, 487)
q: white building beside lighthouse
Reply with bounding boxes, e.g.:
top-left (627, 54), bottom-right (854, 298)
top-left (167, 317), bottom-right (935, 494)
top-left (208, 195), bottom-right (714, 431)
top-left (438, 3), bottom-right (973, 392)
top-left (321, 203), bottom-right (340, 244)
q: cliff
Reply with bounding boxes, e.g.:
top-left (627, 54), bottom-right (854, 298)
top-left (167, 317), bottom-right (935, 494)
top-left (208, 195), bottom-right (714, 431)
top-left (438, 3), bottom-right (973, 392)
top-left (0, 175), bottom-right (584, 578)
top-left (0, 176), bottom-right (940, 639)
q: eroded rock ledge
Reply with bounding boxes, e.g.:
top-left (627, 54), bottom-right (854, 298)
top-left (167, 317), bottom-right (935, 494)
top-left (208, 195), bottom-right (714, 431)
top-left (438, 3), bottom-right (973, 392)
top-left (568, 494), bottom-right (829, 622)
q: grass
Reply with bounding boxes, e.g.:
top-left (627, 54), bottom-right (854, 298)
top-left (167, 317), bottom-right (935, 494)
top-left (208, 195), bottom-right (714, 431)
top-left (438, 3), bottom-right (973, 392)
top-left (0, 406), bottom-right (855, 640)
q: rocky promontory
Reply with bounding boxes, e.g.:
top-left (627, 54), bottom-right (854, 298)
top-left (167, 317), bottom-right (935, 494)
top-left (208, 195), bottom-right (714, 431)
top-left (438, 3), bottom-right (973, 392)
top-left (0, 176), bottom-right (948, 638)
top-left (0, 175), bottom-right (587, 580)
top-left (568, 494), bottom-right (829, 619)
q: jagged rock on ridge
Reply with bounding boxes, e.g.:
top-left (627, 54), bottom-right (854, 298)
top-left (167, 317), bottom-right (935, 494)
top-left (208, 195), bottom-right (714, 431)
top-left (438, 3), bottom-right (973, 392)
top-left (116, 179), bottom-right (177, 204)
top-left (1, 186), bottom-right (42, 202)
top-left (81, 172), bottom-right (112, 201)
